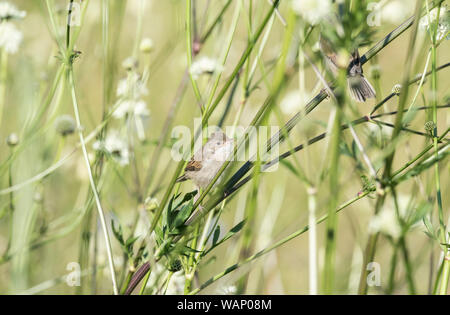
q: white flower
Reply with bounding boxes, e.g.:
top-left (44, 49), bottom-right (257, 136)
top-left (367, 121), bottom-right (393, 139)
top-left (144, 197), bottom-right (159, 211)
top-left (217, 285), bottom-right (237, 295)
top-left (116, 73), bottom-right (148, 99)
top-left (369, 207), bottom-right (401, 239)
top-left (6, 132), bottom-right (19, 146)
top-left (134, 100), bottom-right (150, 117)
top-left (292, 0), bottom-right (332, 25)
top-left (114, 73), bottom-right (150, 120)
top-left (93, 131), bottom-right (129, 166)
top-left (0, 22), bottom-right (23, 54)
top-left (113, 99), bottom-right (150, 119)
top-left (144, 263), bottom-right (165, 293)
top-left (121, 56), bottom-right (138, 70)
top-left (190, 56), bottom-right (223, 79)
top-left (140, 37), bottom-right (154, 53)
top-left (166, 271), bottom-right (185, 295)
top-left (280, 90), bottom-right (310, 115)
top-left (419, 6), bottom-right (445, 28)
top-left (368, 195), bottom-right (414, 239)
top-left (0, 2), bottom-right (26, 20)
top-left (419, 5), bottom-right (449, 41)
top-left (381, 0), bottom-right (413, 24)
top-left (55, 114), bottom-right (76, 136)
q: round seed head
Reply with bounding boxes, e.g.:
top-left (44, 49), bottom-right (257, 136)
top-left (55, 115), bottom-right (76, 136)
top-left (6, 133), bottom-right (19, 147)
top-left (392, 84), bottom-right (402, 95)
top-left (168, 259), bottom-right (183, 272)
top-left (414, 73), bottom-right (427, 85)
top-left (122, 57), bottom-right (138, 71)
top-left (140, 38), bottom-right (154, 53)
top-left (424, 121), bottom-right (436, 133)
top-left (144, 197), bottom-right (159, 212)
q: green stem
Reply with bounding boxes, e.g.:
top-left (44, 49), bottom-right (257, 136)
top-left (139, 268), bottom-right (152, 295)
top-left (189, 191), bottom-right (370, 294)
top-left (149, 0), bottom-right (280, 235)
top-left (399, 236), bottom-right (416, 294)
top-left (186, 0), bottom-right (203, 112)
top-left (428, 3), bottom-right (449, 295)
top-left (323, 87), bottom-right (343, 294)
top-left (68, 68), bottom-right (118, 295)
top-left (387, 243), bottom-right (399, 294)
top-left (358, 0), bottom-right (425, 294)
top-left (0, 49), bottom-right (7, 129)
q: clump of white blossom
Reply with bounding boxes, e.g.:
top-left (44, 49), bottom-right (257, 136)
top-left (381, 0), bottom-right (413, 24)
top-left (0, 2), bottom-right (26, 54)
top-left (189, 56), bottom-right (223, 80)
top-left (0, 2), bottom-right (26, 20)
top-left (144, 196), bottom-right (159, 212)
top-left (280, 90), bottom-right (310, 115)
top-left (114, 72), bottom-right (150, 119)
top-left (291, 0), bottom-right (332, 25)
top-left (368, 195), bottom-right (423, 239)
top-left (419, 5), bottom-right (450, 41)
top-left (93, 131), bottom-right (130, 166)
top-left (113, 60), bottom-right (151, 141)
top-left (54, 114), bottom-right (76, 137)
top-left (166, 271), bottom-right (185, 295)
top-left (217, 284), bottom-right (237, 295)
top-left (140, 37), bottom-right (154, 54)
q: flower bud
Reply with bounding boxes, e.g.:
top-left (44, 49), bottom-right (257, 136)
top-left (167, 259), bottom-right (182, 272)
top-left (140, 38), bottom-right (154, 53)
top-left (424, 121), bottom-right (436, 134)
top-left (55, 115), bottom-right (76, 136)
top-left (392, 84), bottom-right (402, 95)
top-left (122, 57), bottom-right (138, 71)
top-left (144, 197), bottom-right (159, 212)
top-left (6, 133), bottom-right (19, 147)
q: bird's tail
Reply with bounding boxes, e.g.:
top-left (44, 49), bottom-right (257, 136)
top-left (347, 75), bottom-right (376, 103)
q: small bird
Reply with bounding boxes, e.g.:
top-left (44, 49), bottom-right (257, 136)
top-left (176, 131), bottom-right (234, 189)
top-left (319, 35), bottom-right (376, 102)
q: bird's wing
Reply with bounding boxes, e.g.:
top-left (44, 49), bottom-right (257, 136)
top-left (185, 159), bottom-right (202, 172)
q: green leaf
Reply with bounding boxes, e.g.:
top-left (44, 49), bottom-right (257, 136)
top-left (111, 220), bottom-right (124, 245)
top-left (213, 225), bottom-right (221, 245)
top-left (173, 200), bottom-right (194, 228)
top-left (422, 216), bottom-right (436, 240)
top-left (169, 226), bottom-right (187, 236)
top-left (408, 201), bottom-right (431, 228)
top-left (125, 235), bottom-right (139, 248)
top-left (339, 142), bottom-right (352, 158)
top-left (229, 220), bottom-right (246, 234)
top-left (168, 192), bottom-right (182, 210)
top-left (351, 140), bottom-right (358, 158)
top-left (203, 220), bottom-right (246, 256)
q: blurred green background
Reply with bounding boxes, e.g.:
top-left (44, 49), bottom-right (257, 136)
top-left (0, 0), bottom-right (448, 294)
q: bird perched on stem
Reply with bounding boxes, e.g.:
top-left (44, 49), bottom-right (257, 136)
top-left (176, 130), bottom-right (234, 189)
top-left (319, 34), bottom-right (376, 102)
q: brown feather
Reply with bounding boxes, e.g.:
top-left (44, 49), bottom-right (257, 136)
top-left (185, 160), bottom-right (202, 172)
